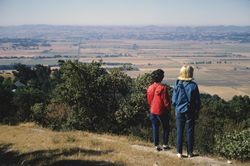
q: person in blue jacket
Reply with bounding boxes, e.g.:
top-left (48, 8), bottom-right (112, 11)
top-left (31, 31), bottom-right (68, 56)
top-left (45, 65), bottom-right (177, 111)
top-left (172, 65), bottom-right (201, 158)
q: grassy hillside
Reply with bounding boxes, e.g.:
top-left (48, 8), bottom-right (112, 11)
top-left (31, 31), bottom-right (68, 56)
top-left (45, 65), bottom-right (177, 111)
top-left (0, 123), bottom-right (247, 166)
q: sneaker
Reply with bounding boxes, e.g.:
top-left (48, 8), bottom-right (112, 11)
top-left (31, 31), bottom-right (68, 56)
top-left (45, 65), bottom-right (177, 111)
top-left (162, 144), bottom-right (170, 150)
top-left (155, 145), bottom-right (162, 151)
top-left (188, 153), bottom-right (194, 158)
top-left (177, 153), bottom-right (182, 158)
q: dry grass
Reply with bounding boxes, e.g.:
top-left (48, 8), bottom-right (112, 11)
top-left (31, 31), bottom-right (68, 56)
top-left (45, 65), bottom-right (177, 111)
top-left (0, 71), bottom-right (14, 80)
top-left (0, 123), bottom-right (192, 166)
top-left (1, 123), bottom-right (248, 166)
top-left (4, 124), bottom-right (248, 166)
top-left (199, 85), bottom-right (249, 101)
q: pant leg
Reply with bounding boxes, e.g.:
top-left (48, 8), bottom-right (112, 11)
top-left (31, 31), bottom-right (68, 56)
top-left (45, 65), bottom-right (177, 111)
top-left (176, 112), bottom-right (186, 154)
top-left (159, 113), bottom-right (170, 145)
top-left (150, 113), bottom-right (160, 146)
top-left (186, 113), bottom-right (195, 155)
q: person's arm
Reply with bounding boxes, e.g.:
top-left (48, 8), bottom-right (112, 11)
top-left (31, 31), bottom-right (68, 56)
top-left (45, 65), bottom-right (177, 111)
top-left (147, 86), bottom-right (153, 106)
top-left (171, 82), bottom-right (177, 107)
top-left (194, 84), bottom-right (201, 119)
top-left (163, 86), bottom-right (171, 111)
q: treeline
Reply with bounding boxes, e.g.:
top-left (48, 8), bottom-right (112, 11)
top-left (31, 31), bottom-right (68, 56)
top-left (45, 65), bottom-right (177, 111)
top-left (0, 38), bottom-right (51, 48)
top-left (0, 61), bottom-right (249, 161)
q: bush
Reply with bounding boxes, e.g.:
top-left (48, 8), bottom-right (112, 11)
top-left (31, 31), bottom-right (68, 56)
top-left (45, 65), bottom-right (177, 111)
top-left (13, 87), bottom-right (46, 121)
top-left (44, 102), bottom-right (72, 130)
top-left (31, 103), bottom-right (46, 124)
top-left (65, 106), bottom-right (96, 131)
top-left (215, 130), bottom-right (250, 161)
top-left (0, 87), bottom-right (15, 123)
top-left (51, 61), bottom-right (133, 132)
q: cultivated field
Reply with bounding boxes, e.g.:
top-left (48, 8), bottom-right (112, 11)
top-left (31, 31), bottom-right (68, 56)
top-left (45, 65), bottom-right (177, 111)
top-left (78, 40), bottom-right (250, 100)
top-left (1, 38), bottom-right (250, 100)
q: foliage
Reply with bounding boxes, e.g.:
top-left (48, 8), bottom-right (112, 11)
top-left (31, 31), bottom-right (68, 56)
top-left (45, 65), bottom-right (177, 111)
top-left (0, 86), bottom-right (15, 123)
top-left (51, 61), bottom-right (132, 132)
top-left (193, 94), bottom-right (250, 155)
top-left (13, 87), bottom-right (46, 121)
top-left (0, 75), bottom-right (4, 84)
top-left (13, 64), bottom-right (52, 93)
top-left (44, 102), bottom-right (72, 130)
top-left (31, 103), bottom-right (46, 124)
top-left (215, 130), bottom-right (250, 161)
top-left (115, 73), bottom-right (153, 132)
top-left (13, 63), bottom-right (34, 85)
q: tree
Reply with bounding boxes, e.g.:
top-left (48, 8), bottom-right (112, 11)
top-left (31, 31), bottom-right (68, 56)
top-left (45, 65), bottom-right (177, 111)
top-left (0, 86), bottom-right (15, 123)
top-left (13, 87), bottom-right (46, 121)
top-left (51, 60), bottom-right (132, 132)
top-left (32, 64), bottom-right (51, 92)
top-left (115, 73), bottom-right (153, 132)
top-left (13, 63), bottom-right (34, 85)
top-left (228, 95), bottom-right (250, 126)
top-left (0, 76), bottom-right (4, 85)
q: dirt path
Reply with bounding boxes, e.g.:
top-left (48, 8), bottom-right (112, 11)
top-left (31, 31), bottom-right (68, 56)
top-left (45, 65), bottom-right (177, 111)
top-left (131, 144), bottom-right (229, 166)
top-left (96, 135), bottom-right (233, 166)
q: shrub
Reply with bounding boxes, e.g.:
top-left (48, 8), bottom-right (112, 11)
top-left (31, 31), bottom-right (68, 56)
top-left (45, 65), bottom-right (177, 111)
top-left (64, 107), bottom-right (95, 131)
top-left (44, 102), bottom-right (72, 130)
top-left (0, 87), bottom-right (15, 123)
top-left (13, 87), bottom-right (46, 121)
top-left (215, 130), bottom-right (250, 161)
top-left (31, 103), bottom-right (46, 124)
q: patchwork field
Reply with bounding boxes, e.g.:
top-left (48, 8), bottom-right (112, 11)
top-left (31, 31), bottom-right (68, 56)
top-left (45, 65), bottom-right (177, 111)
top-left (1, 39), bottom-right (250, 100)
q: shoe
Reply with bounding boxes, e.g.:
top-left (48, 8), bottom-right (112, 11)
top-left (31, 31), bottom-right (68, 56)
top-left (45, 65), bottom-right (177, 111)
top-left (155, 145), bottom-right (162, 151)
top-left (162, 144), bottom-right (170, 150)
top-left (188, 153), bottom-right (194, 158)
top-left (177, 153), bottom-right (182, 158)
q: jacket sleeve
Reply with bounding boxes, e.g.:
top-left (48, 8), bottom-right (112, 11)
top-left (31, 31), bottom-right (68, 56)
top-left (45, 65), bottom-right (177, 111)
top-left (194, 85), bottom-right (201, 112)
top-left (162, 86), bottom-right (171, 111)
top-left (171, 82), bottom-right (177, 107)
top-left (147, 87), bottom-right (153, 106)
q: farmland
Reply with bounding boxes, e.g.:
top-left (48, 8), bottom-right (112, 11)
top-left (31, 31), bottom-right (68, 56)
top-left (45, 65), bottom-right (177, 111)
top-left (0, 25), bottom-right (250, 100)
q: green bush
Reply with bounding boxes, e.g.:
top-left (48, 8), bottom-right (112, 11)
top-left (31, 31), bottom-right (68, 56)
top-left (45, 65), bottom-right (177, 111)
top-left (13, 87), bottom-right (46, 121)
top-left (0, 87), bottom-right (15, 123)
top-left (31, 103), bottom-right (46, 124)
top-left (215, 130), bottom-right (250, 161)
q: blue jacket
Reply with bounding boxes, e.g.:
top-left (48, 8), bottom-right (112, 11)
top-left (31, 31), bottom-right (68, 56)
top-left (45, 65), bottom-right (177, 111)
top-left (172, 80), bottom-right (201, 114)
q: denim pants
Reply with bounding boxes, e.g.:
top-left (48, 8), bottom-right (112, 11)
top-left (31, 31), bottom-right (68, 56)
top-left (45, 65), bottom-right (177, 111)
top-left (176, 111), bottom-right (195, 155)
top-left (150, 113), bottom-right (170, 146)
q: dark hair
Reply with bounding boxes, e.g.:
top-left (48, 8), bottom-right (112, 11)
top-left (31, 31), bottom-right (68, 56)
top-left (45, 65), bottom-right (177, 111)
top-left (151, 69), bottom-right (164, 83)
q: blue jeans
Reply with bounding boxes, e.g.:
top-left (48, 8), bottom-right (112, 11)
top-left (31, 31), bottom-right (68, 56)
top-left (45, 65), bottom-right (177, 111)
top-left (150, 113), bottom-right (170, 146)
top-left (176, 111), bottom-right (195, 155)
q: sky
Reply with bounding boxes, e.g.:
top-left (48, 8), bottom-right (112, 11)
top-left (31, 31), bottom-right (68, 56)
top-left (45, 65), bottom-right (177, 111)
top-left (0, 0), bottom-right (250, 26)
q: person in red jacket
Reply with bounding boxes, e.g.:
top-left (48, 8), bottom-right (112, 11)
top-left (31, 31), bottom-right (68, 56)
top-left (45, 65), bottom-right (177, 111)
top-left (147, 69), bottom-right (171, 151)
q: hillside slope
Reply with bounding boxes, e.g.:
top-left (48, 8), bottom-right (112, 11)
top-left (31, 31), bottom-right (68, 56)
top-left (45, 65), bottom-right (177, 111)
top-left (0, 123), bottom-right (246, 166)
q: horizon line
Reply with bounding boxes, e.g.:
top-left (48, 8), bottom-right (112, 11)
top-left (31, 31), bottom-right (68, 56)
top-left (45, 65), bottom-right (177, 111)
top-left (1, 24), bottom-right (250, 27)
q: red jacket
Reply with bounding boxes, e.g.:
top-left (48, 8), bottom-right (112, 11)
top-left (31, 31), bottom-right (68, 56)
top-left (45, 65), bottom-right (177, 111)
top-left (147, 82), bottom-right (171, 115)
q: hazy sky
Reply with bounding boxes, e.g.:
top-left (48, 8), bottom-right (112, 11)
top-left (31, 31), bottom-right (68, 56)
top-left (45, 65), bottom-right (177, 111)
top-left (0, 0), bottom-right (250, 26)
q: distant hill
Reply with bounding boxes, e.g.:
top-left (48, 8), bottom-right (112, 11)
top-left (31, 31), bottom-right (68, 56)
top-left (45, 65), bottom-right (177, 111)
top-left (0, 25), bottom-right (250, 42)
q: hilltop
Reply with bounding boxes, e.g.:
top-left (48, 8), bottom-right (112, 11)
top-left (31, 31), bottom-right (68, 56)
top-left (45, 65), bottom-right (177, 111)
top-left (0, 123), bottom-right (247, 166)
